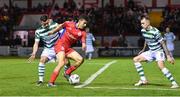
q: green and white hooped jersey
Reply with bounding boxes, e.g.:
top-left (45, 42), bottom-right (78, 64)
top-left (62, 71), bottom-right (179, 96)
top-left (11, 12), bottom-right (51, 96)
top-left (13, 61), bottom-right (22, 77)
top-left (35, 21), bottom-right (59, 48)
top-left (141, 26), bottom-right (164, 52)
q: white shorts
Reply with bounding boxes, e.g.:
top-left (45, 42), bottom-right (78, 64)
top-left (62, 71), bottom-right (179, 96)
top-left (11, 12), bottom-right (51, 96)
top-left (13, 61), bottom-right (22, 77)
top-left (167, 44), bottom-right (174, 51)
top-left (141, 50), bottom-right (165, 62)
top-left (86, 45), bottom-right (94, 53)
top-left (41, 47), bottom-right (56, 61)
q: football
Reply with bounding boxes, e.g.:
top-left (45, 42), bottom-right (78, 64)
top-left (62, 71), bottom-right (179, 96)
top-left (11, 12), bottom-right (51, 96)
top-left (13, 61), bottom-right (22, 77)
top-left (69, 74), bottom-right (80, 85)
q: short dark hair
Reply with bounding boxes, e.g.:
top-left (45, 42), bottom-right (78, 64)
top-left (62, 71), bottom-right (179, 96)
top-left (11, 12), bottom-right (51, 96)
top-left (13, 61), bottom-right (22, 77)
top-left (79, 15), bottom-right (89, 22)
top-left (141, 15), bottom-right (150, 20)
top-left (40, 15), bottom-right (48, 22)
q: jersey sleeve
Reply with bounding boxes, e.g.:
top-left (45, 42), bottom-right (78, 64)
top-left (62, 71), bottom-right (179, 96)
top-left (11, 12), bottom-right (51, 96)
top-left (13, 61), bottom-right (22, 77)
top-left (51, 22), bottom-right (58, 28)
top-left (141, 29), bottom-right (146, 34)
top-left (62, 21), bottom-right (70, 27)
top-left (81, 31), bottom-right (86, 43)
top-left (35, 30), bottom-right (40, 42)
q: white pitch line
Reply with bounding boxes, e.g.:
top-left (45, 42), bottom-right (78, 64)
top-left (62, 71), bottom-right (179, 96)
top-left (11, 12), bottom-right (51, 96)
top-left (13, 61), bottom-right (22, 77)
top-left (74, 60), bottom-right (117, 88)
top-left (85, 86), bottom-right (180, 91)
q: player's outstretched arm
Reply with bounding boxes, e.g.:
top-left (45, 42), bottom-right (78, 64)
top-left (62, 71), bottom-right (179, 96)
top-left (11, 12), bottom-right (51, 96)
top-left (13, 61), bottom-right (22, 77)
top-left (160, 40), bottom-right (175, 64)
top-left (28, 41), bottom-right (39, 63)
top-left (48, 24), bottom-right (63, 35)
top-left (138, 41), bottom-right (146, 55)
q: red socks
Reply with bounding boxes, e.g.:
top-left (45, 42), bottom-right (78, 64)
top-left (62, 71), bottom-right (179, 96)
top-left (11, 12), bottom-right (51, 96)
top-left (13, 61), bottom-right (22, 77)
top-left (49, 66), bottom-right (77, 83)
top-left (65, 66), bottom-right (76, 75)
top-left (49, 71), bottom-right (59, 83)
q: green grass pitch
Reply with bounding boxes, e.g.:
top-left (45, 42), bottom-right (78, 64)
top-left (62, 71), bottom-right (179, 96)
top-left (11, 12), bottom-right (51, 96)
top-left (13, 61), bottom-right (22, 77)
top-left (0, 56), bottom-right (179, 96)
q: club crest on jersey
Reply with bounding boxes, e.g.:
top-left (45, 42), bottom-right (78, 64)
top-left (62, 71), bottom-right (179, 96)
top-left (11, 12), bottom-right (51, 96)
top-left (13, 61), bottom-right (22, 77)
top-left (78, 32), bottom-right (82, 36)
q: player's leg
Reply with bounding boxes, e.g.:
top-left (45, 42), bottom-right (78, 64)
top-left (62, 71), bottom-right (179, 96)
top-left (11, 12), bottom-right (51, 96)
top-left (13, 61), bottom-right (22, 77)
top-left (63, 58), bottom-right (71, 81)
top-left (156, 51), bottom-right (179, 88)
top-left (37, 48), bottom-right (50, 86)
top-left (88, 52), bottom-right (93, 60)
top-left (64, 58), bottom-right (71, 71)
top-left (85, 49), bottom-right (89, 59)
top-left (167, 44), bottom-right (175, 59)
top-left (37, 56), bottom-right (48, 86)
top-left (85, 52), bottom-right (88, 59)
top-left (87, 45), bottom-right (94, 60)
top-left (86, 52), bottom-right (91, 60)
top-left (65, 50), bottom-right (84, 78)
top-left (47, 51), bottom-right (66, 87)
top-left (133, 51), bottom-right (151, 86)
top-left (37, 48), bottom-right (57, 86)
top-left (169, 50), bottom-right (174, 60)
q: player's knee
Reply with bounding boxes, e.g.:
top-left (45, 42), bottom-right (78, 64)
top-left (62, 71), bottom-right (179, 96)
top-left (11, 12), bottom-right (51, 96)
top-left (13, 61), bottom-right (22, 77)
top-left (77, 57), bottom-right (84, 65)
top-left (157, 62), bottom-right (165, 69)
top-left (158, 65), bottom-right (165, 70)
top-left (133, 57), bottom-right (137, 62)
top-left (64, 59), bottom-right (70, 65)
top-left (40, 58), bottom-right (46, 63)
top-left (58, 60), bottom-right (65, 66)
top-left (133, 57), bottom-right (138, 62)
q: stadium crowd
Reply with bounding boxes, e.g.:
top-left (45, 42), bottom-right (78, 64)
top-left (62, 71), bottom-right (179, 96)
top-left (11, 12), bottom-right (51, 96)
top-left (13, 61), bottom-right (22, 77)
top-left (160, 5), bottom-right (180, 34)
top-left (0, 0), bottom-right (180, 47)
top-left (0, 2), bottom-right (52, 46)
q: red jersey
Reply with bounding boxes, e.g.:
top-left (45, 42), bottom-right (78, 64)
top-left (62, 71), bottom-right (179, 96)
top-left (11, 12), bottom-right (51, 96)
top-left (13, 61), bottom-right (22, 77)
top-left (60, 21), bottom-right (86, 47)
top-left (54, 21), bottom-right (86, 54)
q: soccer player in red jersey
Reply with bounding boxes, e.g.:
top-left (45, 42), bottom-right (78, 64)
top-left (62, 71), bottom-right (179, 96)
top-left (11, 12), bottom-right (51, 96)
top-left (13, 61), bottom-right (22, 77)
top-left (47, 16), bottom-right (88, 87)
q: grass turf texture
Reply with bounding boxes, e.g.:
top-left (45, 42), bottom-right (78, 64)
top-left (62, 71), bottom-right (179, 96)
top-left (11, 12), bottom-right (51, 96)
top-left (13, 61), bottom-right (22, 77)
top-left (0, 57), bottom-right (179, 96)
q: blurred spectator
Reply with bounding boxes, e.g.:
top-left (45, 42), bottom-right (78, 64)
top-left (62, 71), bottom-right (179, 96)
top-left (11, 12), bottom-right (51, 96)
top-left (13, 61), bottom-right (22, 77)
top-left (63, 0), bottom-right (77, 11)
top-left (14, 35), bottom-right (22, 47)
top-left (63, 0), bottom-right (68, 9)
top-left (128, 0), bottom-right (135, 9)
top-left (111, 38), bottom-right (118, 47)
top-left (2, 37), bottom-right (10, 45)
top-left (118, 34), bottom-right (127, 47)
top-left (160, 6), bottom-right (180, 37)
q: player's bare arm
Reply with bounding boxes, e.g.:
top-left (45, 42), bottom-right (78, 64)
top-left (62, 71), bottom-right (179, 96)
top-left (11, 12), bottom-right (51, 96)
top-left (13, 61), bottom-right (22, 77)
top-left (28, 41), bottom-right (39, 63)
top-left (160, 40), bottom-right (174, 64)
top-left (138, 41), bottom-right (147, 55)
top-left (82, 42), bottom-right (86, 51)
top-left (48, 23), bottom-right (63, 35)
top-left (81, 31), bottom-right (86, 51)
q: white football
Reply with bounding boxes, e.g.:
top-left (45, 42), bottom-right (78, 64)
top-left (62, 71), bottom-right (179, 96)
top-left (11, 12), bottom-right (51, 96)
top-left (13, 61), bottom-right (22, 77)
top-left (69, 74), bottom-right (80, 85)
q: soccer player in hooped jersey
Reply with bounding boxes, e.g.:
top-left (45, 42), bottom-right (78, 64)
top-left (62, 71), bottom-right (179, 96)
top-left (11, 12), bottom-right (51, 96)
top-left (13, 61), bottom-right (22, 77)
top-left (28, 15), bottom-right (65, 86)
top-left (164, 27), bottom-right (176, 59)
top-left (133, 16), bottom-right (179, 88)
top-left (47, 15), bottom-right (88, 87)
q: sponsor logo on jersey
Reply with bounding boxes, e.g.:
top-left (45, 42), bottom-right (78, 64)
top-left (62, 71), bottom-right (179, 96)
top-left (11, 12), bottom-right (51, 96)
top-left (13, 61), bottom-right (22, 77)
top-left (67, 32), bottom-right (77, 40)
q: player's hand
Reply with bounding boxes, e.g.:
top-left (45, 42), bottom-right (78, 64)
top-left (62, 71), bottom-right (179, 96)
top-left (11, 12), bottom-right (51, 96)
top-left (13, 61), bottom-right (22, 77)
top-left (28, 54), bottom-right (35, 63)
top-left (167, 55), bottom-right (175, 64)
